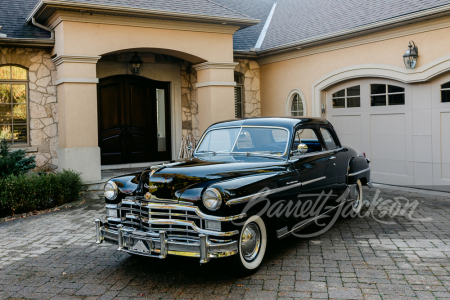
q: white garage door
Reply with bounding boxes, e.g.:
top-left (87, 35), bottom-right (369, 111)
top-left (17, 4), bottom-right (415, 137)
top-left (328, 78), bottom-right (416, 187)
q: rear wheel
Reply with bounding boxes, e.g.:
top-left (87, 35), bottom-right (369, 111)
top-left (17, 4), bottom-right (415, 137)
top-left (343, 179), bottom-right (363, 218)
top-left (232, 215), bottom-right (267, 274)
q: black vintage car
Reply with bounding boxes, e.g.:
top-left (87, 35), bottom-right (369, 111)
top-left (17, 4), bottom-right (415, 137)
top-left (95, 117), bottom-right (371, 272)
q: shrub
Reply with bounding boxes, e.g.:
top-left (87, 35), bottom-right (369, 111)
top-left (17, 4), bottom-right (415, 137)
top-left (0, 170), bottom-right (83, 218)
top-left (0, 139), bottom-right (36, 178)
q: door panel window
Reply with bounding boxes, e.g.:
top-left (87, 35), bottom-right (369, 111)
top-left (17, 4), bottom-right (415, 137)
top-left (292, 128), bottom-right (323, 154)
top-left (156, 88), bottom-right (166, 152)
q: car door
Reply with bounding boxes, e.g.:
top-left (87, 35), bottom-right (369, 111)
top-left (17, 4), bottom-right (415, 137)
top-left (290, 126), bottom-right (337, 215)
top-left (318, 126), bottom-right (350, 202)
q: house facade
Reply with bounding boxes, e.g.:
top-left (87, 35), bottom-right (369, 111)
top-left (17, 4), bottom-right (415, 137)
top-left (1, 0), bottom-right (450, 191)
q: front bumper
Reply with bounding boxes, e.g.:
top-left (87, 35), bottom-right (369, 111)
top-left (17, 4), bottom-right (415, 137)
top-left (95, 219), bottom-right (238, 263)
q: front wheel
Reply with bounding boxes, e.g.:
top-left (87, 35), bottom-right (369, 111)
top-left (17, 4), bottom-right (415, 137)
top-left (232, 215), bottom-right (267, 274)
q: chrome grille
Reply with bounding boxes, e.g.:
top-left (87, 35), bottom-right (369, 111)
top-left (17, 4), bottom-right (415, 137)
top-left (108, 197), bottom-right (203, 239)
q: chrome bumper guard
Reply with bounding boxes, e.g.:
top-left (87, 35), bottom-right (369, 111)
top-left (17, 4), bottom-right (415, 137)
top-left (95, 219), bottom-right (238, 263)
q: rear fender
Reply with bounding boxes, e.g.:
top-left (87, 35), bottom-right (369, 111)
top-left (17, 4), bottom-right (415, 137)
top-left (347, 156), bottom-right (371, 186)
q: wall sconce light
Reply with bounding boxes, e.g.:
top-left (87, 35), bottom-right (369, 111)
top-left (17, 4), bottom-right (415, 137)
top-left (129, 52), bottom-right (143, 75)
top-left (403, 41), bottom-right (418, 69)
top-left (322, 103), bottom-right (326, 114)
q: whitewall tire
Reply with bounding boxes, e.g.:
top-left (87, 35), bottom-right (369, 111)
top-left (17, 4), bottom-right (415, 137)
top-left (352, 179), bottom-right (363, 214)
top-left (235, 215), bottom-right (267, 272)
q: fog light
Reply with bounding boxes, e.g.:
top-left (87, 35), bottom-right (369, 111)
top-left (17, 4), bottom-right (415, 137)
top-left (205, 220), bottom-right (221, 231)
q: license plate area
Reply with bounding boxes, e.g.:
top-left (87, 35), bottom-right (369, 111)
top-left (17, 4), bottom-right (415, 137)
top-left (129, 237), bottom-right (153, 254)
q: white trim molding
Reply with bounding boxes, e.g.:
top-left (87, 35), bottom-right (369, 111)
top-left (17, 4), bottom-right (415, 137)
top-left (312, 54), bottom-right (450, 117)
top-left (46, 11), bottom-right (241, 35)
top-left (193, 62), bottom-right (238, 71)
top-left (285, 88), bottom-right (307, 117)
top-left (195, 81), bottom-right (236, 88)
top-left (55, 77), bottom-right (100, 85)
top-left (52, 54), bottom-right (102, 66)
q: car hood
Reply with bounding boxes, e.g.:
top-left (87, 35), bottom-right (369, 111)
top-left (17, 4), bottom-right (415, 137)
top-left (144, 156), bottom-right (289, 201)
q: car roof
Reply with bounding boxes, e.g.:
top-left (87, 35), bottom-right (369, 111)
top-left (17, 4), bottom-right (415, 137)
top-left (208, 117), bottom-right (331, 131)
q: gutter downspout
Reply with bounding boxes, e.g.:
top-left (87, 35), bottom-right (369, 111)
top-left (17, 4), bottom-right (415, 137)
top-left (31, 17), bottom-right (55, 39)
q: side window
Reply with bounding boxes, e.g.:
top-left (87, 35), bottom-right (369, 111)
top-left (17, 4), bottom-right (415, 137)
top-left (320, 128), bottom-right (339, 149)
top-left (291, 128), bottom-right (323, 154)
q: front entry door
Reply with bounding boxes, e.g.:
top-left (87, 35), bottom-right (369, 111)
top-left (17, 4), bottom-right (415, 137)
top-left (98, 75), bottom-right (171, 165)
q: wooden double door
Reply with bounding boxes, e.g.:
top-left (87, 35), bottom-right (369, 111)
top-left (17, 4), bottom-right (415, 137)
top-left (98, 75), bottom-right (171, 165)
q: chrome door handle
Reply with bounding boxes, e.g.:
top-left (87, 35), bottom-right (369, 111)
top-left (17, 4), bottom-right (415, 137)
top-left (329, 156), bottom-right (336, 160)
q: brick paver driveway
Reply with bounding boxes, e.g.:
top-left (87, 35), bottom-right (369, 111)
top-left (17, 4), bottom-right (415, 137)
top-left (1, 186), bottom-right (450, 300)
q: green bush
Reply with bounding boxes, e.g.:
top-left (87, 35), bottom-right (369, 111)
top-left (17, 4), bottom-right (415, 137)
top-left (0, 170), bottom-right (83, 218)
top-left (0, 139), bottom-right (36, 178)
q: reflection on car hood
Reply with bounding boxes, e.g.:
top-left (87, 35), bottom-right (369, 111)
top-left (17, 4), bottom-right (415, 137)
top-left (146, 156), bottom-right (289, 201)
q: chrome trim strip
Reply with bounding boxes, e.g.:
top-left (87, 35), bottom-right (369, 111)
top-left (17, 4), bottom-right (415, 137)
top-left (226, 182), bottom-right (302, 205)
top-left (290, 148), bottom-right (343, 160)
top-left (105, 204), bottom-right (118, 209)
top-left (226, 176), bottom-right (326, 205)
top-left (121, 200), bottom-right (246, 221)
top-left (146, 219), bottom-right (239, 237)
top-left (348, 167), bottom-right (371, 177)
top-left (302, 176), bottom-right (326, 186)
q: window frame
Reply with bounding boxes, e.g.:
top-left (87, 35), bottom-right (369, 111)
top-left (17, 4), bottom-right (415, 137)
top-left (0, 65), bottom-right (30, 147)
top-left (440, 82), bottom-right (450, 103)
top-left (319, 126), bottom-right (341, 150)
top-left (370, 83), bottom-right (405, 106)
top-left (234, 72), bottom-right (244, 118)
top-left (289, 125), bottom-right (325, 158)
top-left (332, 85), bottom-right (361, 109)
top-left (285, 89), bottom-right (307, 117)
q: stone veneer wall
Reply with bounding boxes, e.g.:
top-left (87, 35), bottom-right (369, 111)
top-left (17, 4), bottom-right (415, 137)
top-left (235, 59), bottom-right (261, 118)
top-left (180, 63), bottom-right (199, 141)
top-left (0, 47), bottom-right (58, 170)
top-left (179, 59), bottom-right (261, 143)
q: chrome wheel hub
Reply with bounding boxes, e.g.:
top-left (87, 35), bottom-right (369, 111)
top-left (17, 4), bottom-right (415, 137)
top-left (241, 223), bottom-right (261, 261)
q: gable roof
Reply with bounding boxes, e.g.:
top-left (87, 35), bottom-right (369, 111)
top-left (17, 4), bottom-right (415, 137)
top-left (212, 0), bottom-right (276, 51)
top-left (258, 0), bottom-right (450, 51)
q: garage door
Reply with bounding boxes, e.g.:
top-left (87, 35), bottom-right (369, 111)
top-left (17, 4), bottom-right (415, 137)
top-left (328, 78), bottom-right (415, 186)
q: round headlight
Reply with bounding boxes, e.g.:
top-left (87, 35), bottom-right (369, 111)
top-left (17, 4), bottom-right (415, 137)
top-left (104, 181), bottom-right (118, 200)
top-left (202, 188), bottom-right (222, 211)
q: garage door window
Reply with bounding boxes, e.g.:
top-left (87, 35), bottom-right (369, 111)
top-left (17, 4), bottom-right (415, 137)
top-left (441, 82), bottom-right (450, 103)
top-left (371, 84), bottom-right (405, 106)
top-left (332, 86), bottom-right (360, 108)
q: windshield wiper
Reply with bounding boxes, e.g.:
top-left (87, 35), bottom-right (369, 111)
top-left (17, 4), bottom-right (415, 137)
top-left (230, 152), bottom-right (286, 160)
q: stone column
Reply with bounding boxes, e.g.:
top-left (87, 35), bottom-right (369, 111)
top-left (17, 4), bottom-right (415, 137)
top-left (52, 55), bottom-right (101, 182)
top-left (193, 62), bottom-right (238, 135)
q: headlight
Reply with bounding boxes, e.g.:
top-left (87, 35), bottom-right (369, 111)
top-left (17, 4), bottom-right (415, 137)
top-left (104, 181), bottom-right (118, 200)
top-left (202, 188), bottom-right (222, 211)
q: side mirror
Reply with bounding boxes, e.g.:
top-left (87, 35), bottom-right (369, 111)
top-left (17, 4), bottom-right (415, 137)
top-left (291, 143), bottom-right (308, 155)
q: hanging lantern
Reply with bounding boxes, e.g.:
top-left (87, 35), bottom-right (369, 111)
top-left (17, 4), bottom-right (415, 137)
top-left (403, 41), bottom-right (418, 69)
top-left (129, 52), bottom-right (143, 75)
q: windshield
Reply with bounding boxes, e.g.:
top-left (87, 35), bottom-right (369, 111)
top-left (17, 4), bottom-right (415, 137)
top-left (196, 127), bottom-right (289, 156)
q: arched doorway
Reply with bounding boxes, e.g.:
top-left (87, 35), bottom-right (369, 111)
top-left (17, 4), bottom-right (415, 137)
top-left (97, 75), bottom-right (171, 165)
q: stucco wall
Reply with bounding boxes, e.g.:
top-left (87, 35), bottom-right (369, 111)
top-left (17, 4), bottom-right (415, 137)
top-left (259, 17), bottom-right (450, 117)
top-left (0, 47), bottom-right (58, 171)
